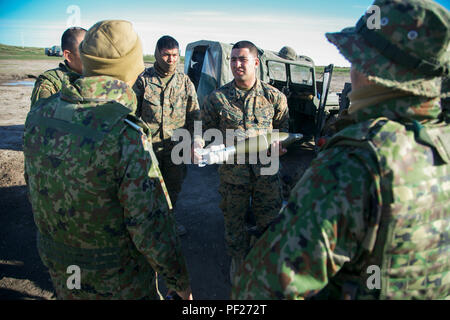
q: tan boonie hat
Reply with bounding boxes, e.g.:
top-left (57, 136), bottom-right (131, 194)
top-left (326, 0), bottom-right (450, 98)
top-left (80, 20), bottom-right (145, 83)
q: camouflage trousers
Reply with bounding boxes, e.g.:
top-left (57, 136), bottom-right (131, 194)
top-left (219, 174), bottom-right (282, 259)
top-left (48, 268), bottom-right (160, 300)
top-left (156, 150), bottom-right (187, 208)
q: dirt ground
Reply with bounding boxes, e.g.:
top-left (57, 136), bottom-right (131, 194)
top-left (0, 59), bottom-right (349, 300)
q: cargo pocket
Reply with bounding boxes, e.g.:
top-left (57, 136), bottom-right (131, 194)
top-left (142, 93), bottom-right (162, 125)
top-left (168, 92), bottom-right (186, 127)
top-left (221, 108), bottom-right (243, 131)
top-left (254, 106), bottom-right (274, 129)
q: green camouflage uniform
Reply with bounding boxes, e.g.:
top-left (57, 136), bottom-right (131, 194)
top-left (441, 77), bottom-right (449, 123)
top-left (24, 76), bottom-right (190, 299)
top-left (232, 96), bottom-right (449, 300)
top-left (202, 79), bottom-right (289, 259)
top-left (30, 61), bottom-right (80, 108)
top-left (134, 67), bottom-right (200, 206)
top-left (232, 0), bottom-right (450, 300)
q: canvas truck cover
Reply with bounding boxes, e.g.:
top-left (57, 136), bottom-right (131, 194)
top-left (185, 40), bottom-right (234, 106)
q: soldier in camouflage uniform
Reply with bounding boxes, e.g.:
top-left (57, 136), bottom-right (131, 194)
top-left (232, 0), bottom-right (449, 300)
top-left (134, 35), bottom-right (201, 236)
top-left (30, 27), bottom-right (86, 107)
top-left (24, 20), bottom-right (192, 300)
top-left (201, 41), bottom-right (289, 280)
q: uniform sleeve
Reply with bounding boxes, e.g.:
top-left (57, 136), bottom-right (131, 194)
top-left (132, 75), bottom-right (145, 118)
top-left (232, 146), bottom-right (375, 299)
top-left (201, 92), bottom-right (221, 133)
top-left (117, 127), bottom-right (190, 292)
top-left (273, 92), bottom-right (289, 132)
top-left (30, 76), bottom-right (58, 108)
top-left (184, 76), bottom-right (201, 140)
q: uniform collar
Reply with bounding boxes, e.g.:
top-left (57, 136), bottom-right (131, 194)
top-left (351, 95), bottom-right (441, 123)
top-left (146, 67), bottom-right (177, 88)
top-left (227, 79), bottom-right (264, 101)
top-left (60, 60), bottom-right (80, 76)
top-left (60, 76), bottom-right (137, 113)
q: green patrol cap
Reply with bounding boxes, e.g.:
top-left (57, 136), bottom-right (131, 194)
top-left (326, 0), bottom-right (450, 97)
top-left (278, 46), bottom-right (297, 60)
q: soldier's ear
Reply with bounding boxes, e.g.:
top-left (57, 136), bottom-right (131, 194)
top-left (63, 49), bottom-right (72, 62)
top-left (254, 57), bottom-right (260, 68)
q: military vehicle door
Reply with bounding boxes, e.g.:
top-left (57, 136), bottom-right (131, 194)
top-left (266, 60), bottom-right (288, 95)
top-left (287, 63), bottom-right (319, 137)
top-left (315, 64), bottom-right (334, 147)
top-left (260, 51), bottom-right (321, 139)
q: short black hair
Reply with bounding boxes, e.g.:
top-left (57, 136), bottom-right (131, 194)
top-left (156, 35), bottom-right (179, 51)
top-left (232, 40), bottom-right (258, 57)
top-left (61, 27), bottom-right (87, 52)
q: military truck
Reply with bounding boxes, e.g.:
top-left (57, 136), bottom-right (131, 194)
top-left (184, 40), bottom-right (342, 147)
top-left (45, 45), bottom-right (62, 57)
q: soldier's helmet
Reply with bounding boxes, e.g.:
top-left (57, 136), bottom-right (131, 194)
top-left (278, 46), bottom-right (297, 61)
top-left (326, 0), bottom-right (450, 98)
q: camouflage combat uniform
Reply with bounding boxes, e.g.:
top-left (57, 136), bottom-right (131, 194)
top-left (232, 0), bottom-right (450, 300)
top-left (441, 77), bottom-right (449, 123)
top-left (134, 67), bottom-right (200, 206)
top-left (30, 61), bottom-right (80, 108)
top-left (232, 96), bottom-right (450, 300)
top-left (24, 76), bottom-right (190, 299)
top-left (202, 79), bottom-right (289, 259)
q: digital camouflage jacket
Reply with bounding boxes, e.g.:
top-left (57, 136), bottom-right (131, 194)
top-left (202, 79), bottom-right (289, 184)
top-left (133, 67), bottom-right (201, 154)
top-left (30, 61), bottom-right (80, 108)
top-left (232, 95), bottom-right (449, 299)
top-left (24, 76), bottom-right (190, 299)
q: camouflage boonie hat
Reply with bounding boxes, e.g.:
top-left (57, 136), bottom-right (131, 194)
top-left (278, 46), bottom-right (297, 60)
top-left (326, 0), bottom-right (450, 97)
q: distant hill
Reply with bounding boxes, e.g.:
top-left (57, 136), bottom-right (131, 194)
top-left (0, 43), bottom-right (61, 60)
top-left (0, 44), bottom-right (185, 64)
top-left (315, 65), bottom-right (350, 75)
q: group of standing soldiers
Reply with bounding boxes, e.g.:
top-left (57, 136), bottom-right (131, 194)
top-left (25, 0), bottom-right (449, 300)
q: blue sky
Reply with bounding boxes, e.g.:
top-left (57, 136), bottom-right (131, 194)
top-left (0, 0), bottom-right (449, 66)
